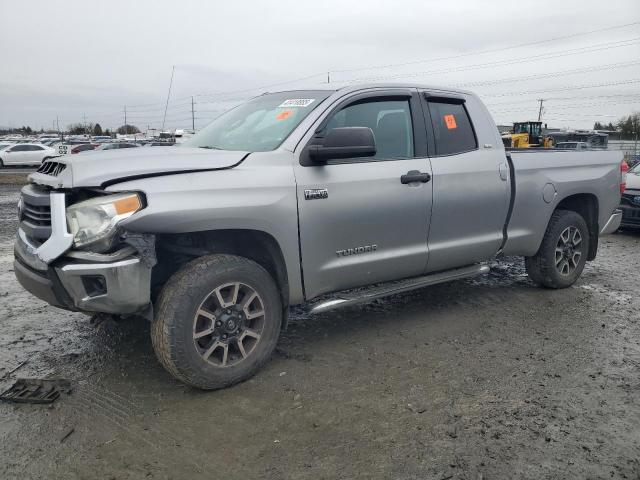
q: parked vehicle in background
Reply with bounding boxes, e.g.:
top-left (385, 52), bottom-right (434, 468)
top-left (143, 141), bottom-right (175, 147)
top-left (501, 121), bottom-right (554, 148)
top-left (95, 142), bottom-right (140, 151)
top-left (620, 161), bottom-right (640, 229)
top-left (15, 84), bottom-right (625, 389)
top-left (54, 140), bottom-right (91, 155)
top-left (0, 143), bottom-right (56, 166)
top-left (70, 144), bottom-right (99, 154)
top-left (556, 142), bottom-right (589, 150)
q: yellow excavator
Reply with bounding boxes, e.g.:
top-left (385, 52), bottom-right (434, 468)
top-left (502, 121), bottom-right (554, 148)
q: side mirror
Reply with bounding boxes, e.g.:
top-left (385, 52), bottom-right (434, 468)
top-left (308, 127), bottom-right (376, 163)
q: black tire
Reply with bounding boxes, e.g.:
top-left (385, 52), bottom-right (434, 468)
top-left (525, 209), bottom-right (590, 289)
top-left (0, 159), bottom-right (4, 168)
top-left (151, 254), bottom-right (282, 390)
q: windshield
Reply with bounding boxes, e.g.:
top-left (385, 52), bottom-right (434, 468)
top-left (183, 91), bottom-right (332, 152)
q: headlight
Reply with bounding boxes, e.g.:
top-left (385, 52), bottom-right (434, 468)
top-left (66, 193), bottom-right (142, 249)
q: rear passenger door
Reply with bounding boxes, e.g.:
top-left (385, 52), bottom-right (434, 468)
top-left (421, 92), bottom-right (510, 272)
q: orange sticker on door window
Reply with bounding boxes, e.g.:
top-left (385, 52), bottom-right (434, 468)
top-left (276, 110), bottom-right (293, 120)
top-left (444, 114), bottom-right (457, 129)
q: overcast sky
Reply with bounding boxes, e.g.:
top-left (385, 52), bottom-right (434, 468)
top-left (1, 0), bottom-right (639, 131)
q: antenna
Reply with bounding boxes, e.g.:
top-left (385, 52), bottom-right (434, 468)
top-left (191, 96), bottom-right (195, 132)
top-left (162, 65), bottom-right (175, 132)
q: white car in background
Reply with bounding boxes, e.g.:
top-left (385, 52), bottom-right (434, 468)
top-left (0, 143), bottom-right (57, 167)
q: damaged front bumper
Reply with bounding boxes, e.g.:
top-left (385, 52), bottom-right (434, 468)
top-left (14, 229), bottom-right (153, 315)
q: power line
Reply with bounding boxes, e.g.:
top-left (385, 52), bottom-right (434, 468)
top-left (486, 93), bottom-right (640, 107)
top-left (454, 60), bottom-right (640, 88)
top-left (329, 20), bottom-right (640, 74)
top-left (482, 78), bottom-right (640, 98)
top-left (334, 37), bottom-right (640, 84)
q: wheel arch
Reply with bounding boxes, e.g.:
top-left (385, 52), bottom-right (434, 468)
top-left (554, 193), bottom-right (599, 260)
top-left (154, 228), bottom-right (290, 326)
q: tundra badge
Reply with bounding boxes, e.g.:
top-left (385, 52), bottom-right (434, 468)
top-left (336, 245), bottom-right (378, 257)
top-left (304, 188), bottom-right (328, 200)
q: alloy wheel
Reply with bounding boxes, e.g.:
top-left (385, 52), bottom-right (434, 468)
top-left (555, 226), bottom-right (582, 276)
top-left (192, 282), bottom-right (266, 367)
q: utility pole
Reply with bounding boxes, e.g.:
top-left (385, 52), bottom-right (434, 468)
top-left (327, 71), bottom-right (330, 84)
top-left (83, 113), bottom-right (88, 136)
top-left (191, 96), bottom-right (195, 132)
top-left (124, 105), bottom-right (127, 133)
top-left (537, 99), bottom-right (545, 122)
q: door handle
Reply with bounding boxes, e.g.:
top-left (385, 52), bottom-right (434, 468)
top-left (401, 170), bottom-right (431, 184)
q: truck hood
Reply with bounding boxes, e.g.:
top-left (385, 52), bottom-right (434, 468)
top-left (28, 147), bottom-right (250, 188)
top-left (627, 171), bottom-right (640, 191)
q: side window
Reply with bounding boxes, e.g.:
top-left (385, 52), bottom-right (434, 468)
top-left (11, 145), bottom-right (28, 152)
top-left (325, 99), bottom-right (414, 160)
top-left (30, 145), bottom-right (44, 151)
top-left (427, 101), bottom-right (477, 156)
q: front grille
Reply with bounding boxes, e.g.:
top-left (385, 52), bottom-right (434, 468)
top-left (20, 184), bottom-right (52, 244)
top-left (37, 160), bottom-right (66, 176)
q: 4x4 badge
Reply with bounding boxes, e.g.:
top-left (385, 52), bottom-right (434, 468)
top-left (304, 188), bottom-right (328, 200)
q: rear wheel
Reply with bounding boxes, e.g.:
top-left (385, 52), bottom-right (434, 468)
top-left (151, 254), bottom-right (282, 389)
top-left (525, 210), bottom-right (589, 289)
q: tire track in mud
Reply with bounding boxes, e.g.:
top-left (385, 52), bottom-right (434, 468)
top-left (51, 384), bottom-right (212, 476)
top-left (76, 384), bottom-right (251, 475)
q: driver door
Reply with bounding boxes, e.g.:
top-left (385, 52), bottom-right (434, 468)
top-left (294, 89), bottom-right (433, 299)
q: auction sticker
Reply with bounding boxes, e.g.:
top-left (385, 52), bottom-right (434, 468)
top-left (444, 114), bottom-right (457, 130)
top-left (278, 98), bottom-right (315, 108)
top-left (276, 110), bottom-right (293, 120)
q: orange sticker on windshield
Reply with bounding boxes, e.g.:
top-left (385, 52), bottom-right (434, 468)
top-left (276, 110), bottom-right (293, 120)
top-left (444, 114), bottom-right (457, 129)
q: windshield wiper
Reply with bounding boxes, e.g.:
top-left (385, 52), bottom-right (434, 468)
top-left (198, 145), bottom-right (222, 150)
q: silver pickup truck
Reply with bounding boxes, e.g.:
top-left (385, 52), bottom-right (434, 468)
top-left (14, 84), bottom-right (625, 389)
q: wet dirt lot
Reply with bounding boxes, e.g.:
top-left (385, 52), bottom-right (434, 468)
top-left (1, 182), bottom-right (639, 480)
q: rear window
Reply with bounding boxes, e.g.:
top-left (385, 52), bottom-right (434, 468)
top-left (427, 101), bottom-right (477, 156)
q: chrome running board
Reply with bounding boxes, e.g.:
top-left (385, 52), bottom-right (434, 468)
top-left (308, 263), bottom-right (490, 315)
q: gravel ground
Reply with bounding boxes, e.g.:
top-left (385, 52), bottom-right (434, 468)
top-left (0, 183), bottom-right (639, 480)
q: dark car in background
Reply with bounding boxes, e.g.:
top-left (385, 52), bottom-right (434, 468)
top-left (620, 162), bottom-right (640, 229)
top-left (71, 143), bottom-right (99, 154)
top-left (95, 142), bottom-right (141, 151)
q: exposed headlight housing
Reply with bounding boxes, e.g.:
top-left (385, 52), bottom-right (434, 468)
top-left (66, 193), bottom-right (142, 250)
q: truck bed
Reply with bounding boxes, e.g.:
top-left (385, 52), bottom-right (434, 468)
top-left (502, 149), bottom-right (624, 257)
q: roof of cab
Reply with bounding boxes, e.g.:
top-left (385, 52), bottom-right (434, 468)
top-left (266, 83), bottom-right (475, 97)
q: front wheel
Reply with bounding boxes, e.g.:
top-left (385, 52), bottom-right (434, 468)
top-left (525, 209), bottom-right (590, 289)
top-left (151, 254), bottom-right (282, 389)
